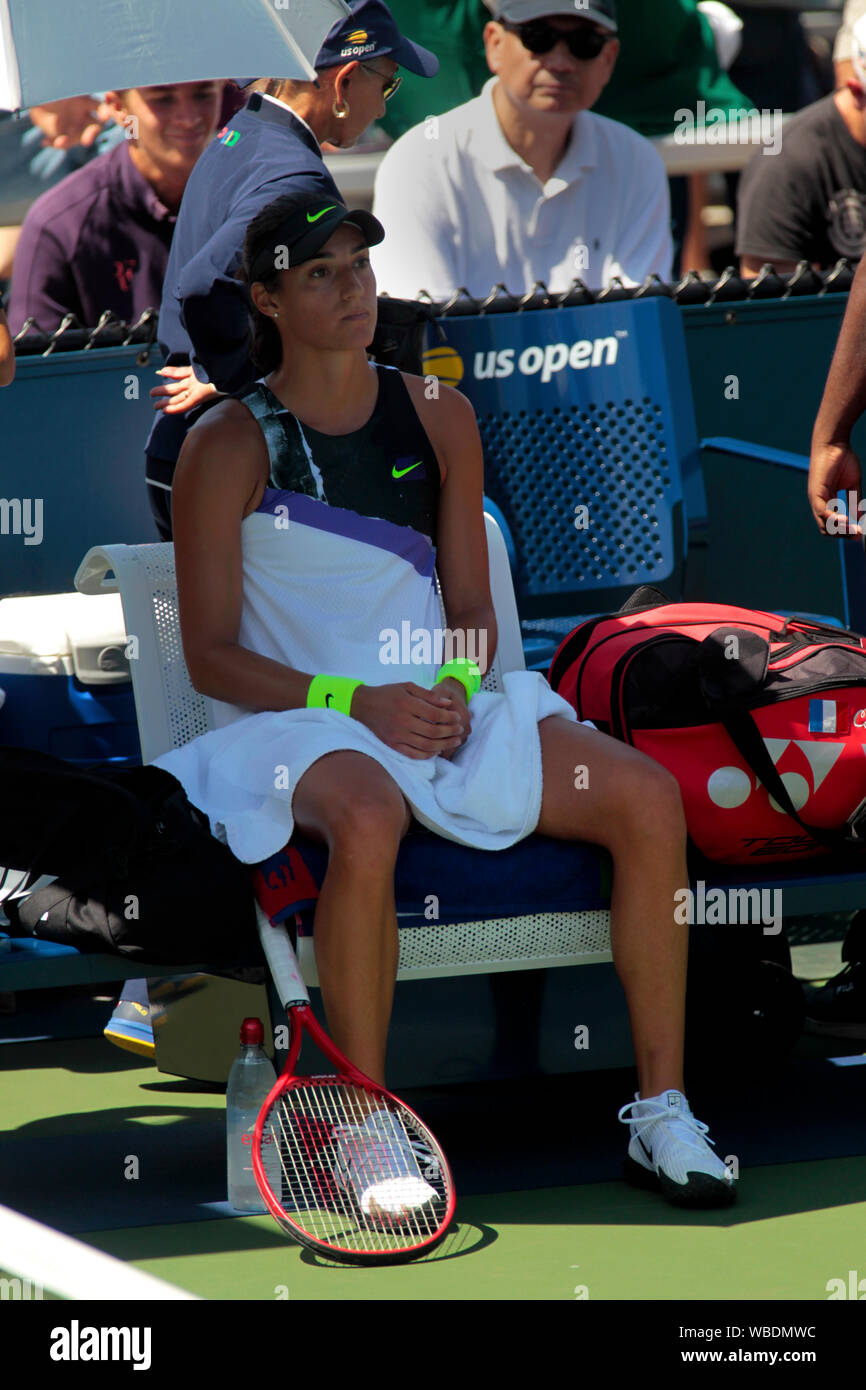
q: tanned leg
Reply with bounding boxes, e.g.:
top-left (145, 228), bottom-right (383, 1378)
top-left (535, 716), bottom-right (689, 1098)
top-left (290, 751), bottom-right (411, 1086)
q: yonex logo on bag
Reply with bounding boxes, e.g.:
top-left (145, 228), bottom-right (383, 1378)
top-left (218, 128), bottom-right (241, 147)
top-left (707, 738), bottom-right (847, 817)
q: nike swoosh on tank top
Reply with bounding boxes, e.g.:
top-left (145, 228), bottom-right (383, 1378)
top-left (238, 364), bottom-right (440, 541)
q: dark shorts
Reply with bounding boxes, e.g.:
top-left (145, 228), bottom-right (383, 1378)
top-left (145, 452), bottom-right (174, 541)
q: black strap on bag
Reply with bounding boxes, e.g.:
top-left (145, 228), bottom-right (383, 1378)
top-left (696, 631), bottom-right (866, 855)
top-left (712, 709), bottom-right (866, 856)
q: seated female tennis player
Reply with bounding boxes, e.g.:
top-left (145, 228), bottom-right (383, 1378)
top-left (155, 190), bottom-right (735, 1214)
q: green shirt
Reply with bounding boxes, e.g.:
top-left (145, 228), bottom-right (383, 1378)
top-left (380, 0), bottom-right (750, 143)
top-left (594, 0), bottom-right (751, 137)
top-left (377, 0), bottom-right (491, 141)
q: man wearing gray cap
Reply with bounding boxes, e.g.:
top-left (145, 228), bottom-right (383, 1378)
top-left (371, 1), bottom-right (672, 300)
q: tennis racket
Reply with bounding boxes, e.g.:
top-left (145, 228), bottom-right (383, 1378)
top-left (251, 901), bottom-right (456, 1265)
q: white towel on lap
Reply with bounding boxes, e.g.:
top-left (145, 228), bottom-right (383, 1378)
top-left (156, 670), bottom-right (576, 863)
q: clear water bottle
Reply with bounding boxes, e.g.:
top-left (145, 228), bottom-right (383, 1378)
top-left (226, 1016), bottom-right (279, 1213)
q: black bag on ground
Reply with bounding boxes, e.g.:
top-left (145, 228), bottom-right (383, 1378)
top-left (0, 747), bottom-right (259, 965)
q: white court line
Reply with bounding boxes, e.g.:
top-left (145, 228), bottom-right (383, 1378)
top-left (0, 1203), bottom-right (201, 1301)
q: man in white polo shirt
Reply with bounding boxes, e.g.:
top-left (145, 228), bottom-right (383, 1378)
top-left (371, 0), bottom-right (672, 300)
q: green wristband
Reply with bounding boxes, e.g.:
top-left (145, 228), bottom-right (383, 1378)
top-left (435, 658), bottom-right (481, 702)
top-left (306, 674), bottom-right (365, 716)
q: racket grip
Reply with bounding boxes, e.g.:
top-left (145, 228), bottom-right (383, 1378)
top-left (254, 903), bottom-right (311, 1009)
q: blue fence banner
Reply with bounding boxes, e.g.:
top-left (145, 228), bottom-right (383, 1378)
top-left (424, 298), bottom-right (703, 610)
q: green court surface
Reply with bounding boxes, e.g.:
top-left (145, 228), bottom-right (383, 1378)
top-left (80, 1158), bottom-right (866, 1302)
top-left (2, 1027), bottom-right (865, 1302)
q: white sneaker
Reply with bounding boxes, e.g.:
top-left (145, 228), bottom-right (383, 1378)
top-left (618, 1089), bottom-right (737, 1208)
top-left (332, 1108), bottom-right (438, 1222)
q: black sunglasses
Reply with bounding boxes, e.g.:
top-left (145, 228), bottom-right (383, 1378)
top-left (362, 61), bottom-right (402, 101)
top-left (500, 18), bottom-right (612, 61)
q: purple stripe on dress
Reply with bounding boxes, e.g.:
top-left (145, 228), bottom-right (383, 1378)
top-left (254, 488), bottom-right (437, 578)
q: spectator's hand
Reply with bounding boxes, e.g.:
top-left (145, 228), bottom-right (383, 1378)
top-left (29, 97), bottom-right (106, 149)
top-left (151, 365), bottom-right (218, 415)
top-left (808, 441), bottom-right (863, 536)
top-left (352, 682), bottom-right (470, 760)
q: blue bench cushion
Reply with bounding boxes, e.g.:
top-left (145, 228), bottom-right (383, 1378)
top-left (255, 827), bottom-right (613, 933)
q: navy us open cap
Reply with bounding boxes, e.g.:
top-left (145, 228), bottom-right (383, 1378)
top-left (246, 193), bottom-right (385, 284)
top-left (236, 0), bottom-right (438, 86)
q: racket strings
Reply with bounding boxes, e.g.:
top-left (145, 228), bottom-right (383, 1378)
top-left (267, 1086), bottom-right (383, 1255)
top-left (261, 1080), bottom-right (450, 1256)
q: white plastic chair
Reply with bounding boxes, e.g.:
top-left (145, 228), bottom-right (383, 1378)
top-left (75, 515), bottom-right (612, 981)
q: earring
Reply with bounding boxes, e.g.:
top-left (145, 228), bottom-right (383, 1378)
top-left (332, 99), bottom-right (349, 119)
top-left (273, 312), bottom-right (279, 318)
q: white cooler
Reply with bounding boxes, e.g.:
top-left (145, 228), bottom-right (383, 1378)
top-left (0, 591), bottom-right (140, 766)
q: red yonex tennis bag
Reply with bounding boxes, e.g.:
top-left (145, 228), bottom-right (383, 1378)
top-left (548, 586), bottom-right (866, 865)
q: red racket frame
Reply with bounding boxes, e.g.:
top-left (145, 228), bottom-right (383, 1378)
top-left (251, 906), bottom-right (456, 1265)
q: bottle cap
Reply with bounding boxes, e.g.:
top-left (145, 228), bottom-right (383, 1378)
top-left (239, 1017), bottom-right (264, 1045)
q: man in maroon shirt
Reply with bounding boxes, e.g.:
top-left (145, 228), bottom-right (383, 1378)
top-left (8, 82), bottom-right (223, 333)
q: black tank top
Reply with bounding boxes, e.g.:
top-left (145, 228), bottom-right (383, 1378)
top-left (238, 364), bottom-right (440, 542)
